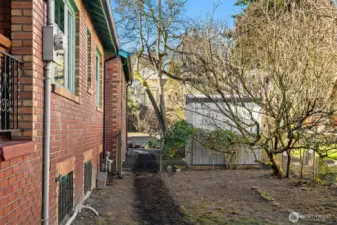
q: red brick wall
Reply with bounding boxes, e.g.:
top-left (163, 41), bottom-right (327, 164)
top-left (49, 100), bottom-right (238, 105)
top-left (0, 1), bottom-right (42, 225)
top-left (0, 0), bottom-right (11, 38)
top-left (46, 0), bottom-right (105, 223)
top-left (0, 0), bottom-right (125, 225)
top-left (105, 59), bottom-right (127, 161)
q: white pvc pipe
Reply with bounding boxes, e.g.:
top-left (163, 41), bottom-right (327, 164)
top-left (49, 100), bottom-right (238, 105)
top-left (64, 209), bottom-right (79, 225)
top-left (81, 205), bottom-right (99, 216)
top-left (64, 190), bottom-right (98, 225)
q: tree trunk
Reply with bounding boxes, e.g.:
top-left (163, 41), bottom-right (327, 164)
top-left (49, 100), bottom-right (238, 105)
top-left (268, 152), bottom-right (284, 178)
top-left (145, 88), bottom-right (166, 133)
top-left (300, 149), bottom-right (304, 179)
top-left (286, 150), bottom-right (291, 178)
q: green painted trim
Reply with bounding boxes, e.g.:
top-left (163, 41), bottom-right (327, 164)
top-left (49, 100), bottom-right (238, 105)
top-left (96, 52), bottom-right (101, 107)
top-left (85, 29), bottom-right (89, 88)
top-left (96, 47), bottom-right (102, 56)
top-left (67, 0), bottom-right (79, 12)
top-left (118, 50), bottom-right (133, 83)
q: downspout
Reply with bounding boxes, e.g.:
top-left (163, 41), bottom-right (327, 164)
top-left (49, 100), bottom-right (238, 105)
top-left (103, 55), bottom-right (118, 171)
top-left (42, 0), bottom-right (54, 224)
top-left (126, 81), bottom-right (132, 155)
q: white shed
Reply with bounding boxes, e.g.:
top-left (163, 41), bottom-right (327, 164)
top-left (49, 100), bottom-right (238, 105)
top-left (185, 94), bottom-right (262, 166)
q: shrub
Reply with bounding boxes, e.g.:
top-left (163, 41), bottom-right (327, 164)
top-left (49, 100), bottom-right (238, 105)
top-left (164, 120), bottom-right (193, 159)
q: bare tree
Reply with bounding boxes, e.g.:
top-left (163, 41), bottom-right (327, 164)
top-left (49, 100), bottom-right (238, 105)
top-left (175, 0), bottom-right (337, 177)
top-left (114, 0), bottom-right (189, 137)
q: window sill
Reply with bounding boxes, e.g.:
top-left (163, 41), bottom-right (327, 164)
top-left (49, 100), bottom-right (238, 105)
top-left (0, 141), bottom-right (35, 161)
top-left (87, 87), bottom-right (93, 95)
top-left (96, 107), bottom-right (103, 113)
top-left (52, 84), bottom-right (80, 104)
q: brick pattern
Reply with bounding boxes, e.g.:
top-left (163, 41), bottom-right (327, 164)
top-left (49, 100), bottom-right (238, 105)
top-left (105, 58), bottom-right (127, 161)
top-left (48, 1), bottom-right (104, 223)
top-left (0, 1), bottom-right (125, 225)
top-left (11, 1), bottom-right (34, 139)
top-left (52, 84), bottom-right (80, 103)
top-left (0, 2), bottom-right (42, 225)
top-left (0, 155), bottom-right (42, 225)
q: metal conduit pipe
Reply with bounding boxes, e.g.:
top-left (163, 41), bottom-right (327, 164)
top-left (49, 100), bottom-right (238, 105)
top-left (42, 0), bottom-right (55, 224)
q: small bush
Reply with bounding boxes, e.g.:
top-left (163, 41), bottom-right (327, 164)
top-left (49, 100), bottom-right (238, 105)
top-left (164, 120), bottom-right (193, 159)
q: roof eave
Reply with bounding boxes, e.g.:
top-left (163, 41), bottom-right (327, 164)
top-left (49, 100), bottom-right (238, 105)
top-left (119, 50), bottom-right (133, 83)
top-left (83, 0), bottom-right (118, 54)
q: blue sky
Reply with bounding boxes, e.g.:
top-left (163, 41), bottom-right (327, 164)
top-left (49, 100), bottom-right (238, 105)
top-left (111, 0), bottom-right (243, 50)
top-left (184, 0), bottom-right (243, 28)
top-left (111, 0), bottom-right (243, 27)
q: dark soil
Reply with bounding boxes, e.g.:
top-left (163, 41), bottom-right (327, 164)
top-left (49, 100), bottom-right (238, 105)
top-left (74, 149), bottom-right (191, 225)
top-left (132, 154), bottom-right (159, 173)
top-left (134, 173), bottom-right (192, 225)
top-left (132, 151), bottom-right (191, 225)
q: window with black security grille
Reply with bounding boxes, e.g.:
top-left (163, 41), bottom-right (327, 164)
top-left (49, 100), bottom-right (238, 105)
top-left (58, 171), bottom-right (73, 225)
top-left (84, 160), bottom-right (92, 194)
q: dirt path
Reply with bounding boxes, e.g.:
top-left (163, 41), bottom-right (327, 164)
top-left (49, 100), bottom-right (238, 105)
top-left (74, 150), bottom-right (191, 225)
top-left (134, 173), bottom-right (192, 225)
top-left (131, 152), bottom-right (191, 225)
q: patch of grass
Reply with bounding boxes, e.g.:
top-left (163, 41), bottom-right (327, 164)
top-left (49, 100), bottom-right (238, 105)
top-left (97, 218), bottom-right (106, 225)
top-left (180, 201), bottom-right (227, 225)
top-left (229, 219), bottom-right (269, 225)
top-left (195, 212), bottom-right (225, 225)
top-left (252, 187), bottom-right (274, 201)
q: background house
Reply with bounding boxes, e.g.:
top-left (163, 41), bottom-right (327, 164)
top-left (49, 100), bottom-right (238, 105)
top-left (128, 57), bottom-right (185, 132)
top-left (0, 1), bottom-right (131, 224)
top-left (185, 94), bottom-right (262, 166)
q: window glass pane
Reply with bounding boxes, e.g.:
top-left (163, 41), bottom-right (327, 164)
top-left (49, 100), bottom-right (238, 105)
top-left (86, 31), bottom-right (91, 88)
top-left (54, 0), bottom-right (65, 86)
top-left (55, 52), bottom-right (65, 86)
top-left (96, 55), bottom-right (100, 106)
top-left (55, 0), bottom-right (64, 32)
top-left (72, 16), bottom-right (76, 92)
top-left (68, 11), bottom-right (72, 91)
top-left (54, 2), bottom-right (76, 93)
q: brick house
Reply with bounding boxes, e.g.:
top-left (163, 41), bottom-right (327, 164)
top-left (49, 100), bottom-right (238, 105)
top-left (0, 0), bottom-right (131, 225)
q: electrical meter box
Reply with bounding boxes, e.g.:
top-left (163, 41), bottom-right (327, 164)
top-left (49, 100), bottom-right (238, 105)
top-left (43, 25), bottom-right (64, 62)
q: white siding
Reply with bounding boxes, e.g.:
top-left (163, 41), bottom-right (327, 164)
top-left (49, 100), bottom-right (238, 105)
top-left (185, 96), bottom-right (262, 165)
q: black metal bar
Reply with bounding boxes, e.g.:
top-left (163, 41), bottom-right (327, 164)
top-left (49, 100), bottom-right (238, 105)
top-left (58, 172), bottom-right (73, 225)
top-left (16, 61), bottom-right (19, 129)
top-left (4, 54), bottom-right (8, 130)
top-left (0, 51), bottom-right (23, 63)
top-left (84, 160), bottom-right (92, 194)
top-left (0, 55), bottom-right (2, 129)
top-left (9, 58), bottom-right (13, 130)
top-left (0, 129), bottom-right (21, 133)
top-left (0, 52), bottom-right (22, 132)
